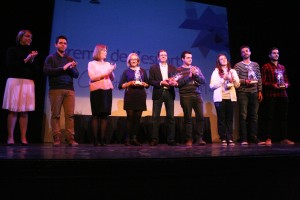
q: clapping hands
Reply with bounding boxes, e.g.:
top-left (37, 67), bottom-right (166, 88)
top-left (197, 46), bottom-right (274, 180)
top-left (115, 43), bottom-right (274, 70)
top-left (25, 50), bottom-right (38, 63)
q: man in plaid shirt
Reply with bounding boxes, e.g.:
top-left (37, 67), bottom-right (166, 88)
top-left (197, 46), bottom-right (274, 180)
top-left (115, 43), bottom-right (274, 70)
top-left (261, 47), bottom-right (294, 145)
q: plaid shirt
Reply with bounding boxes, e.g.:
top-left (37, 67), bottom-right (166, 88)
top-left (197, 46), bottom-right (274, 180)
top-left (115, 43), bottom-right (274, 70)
top-left (261, 62), bottom-right (289, 98)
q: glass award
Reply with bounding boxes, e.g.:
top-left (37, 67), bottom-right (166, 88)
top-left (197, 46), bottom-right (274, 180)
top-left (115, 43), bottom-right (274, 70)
top-left (225, 80), bottom-right (233, 89)
top-left (275, 69), bottom-right (285, 88)
top-left (247, 65), bottom-right (258, 84)
top-left (224, 71), bottom-right (233, 88)
top-left (168, 72), bottom-right (183, 82)
top-left (134, 70), bottom-right (142, 85)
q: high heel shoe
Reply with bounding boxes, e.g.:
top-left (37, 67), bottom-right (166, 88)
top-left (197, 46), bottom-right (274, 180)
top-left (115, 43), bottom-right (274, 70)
top-left (21, 142), bottom-right (29, 146)
top-left (7, 143), bottom-right (15, 146)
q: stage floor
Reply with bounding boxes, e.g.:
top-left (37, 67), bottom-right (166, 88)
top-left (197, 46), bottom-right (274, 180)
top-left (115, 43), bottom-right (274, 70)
top-left (1, 142), bottom-right (300, 160)
top-left (1, 143), bottom-right (300, 199)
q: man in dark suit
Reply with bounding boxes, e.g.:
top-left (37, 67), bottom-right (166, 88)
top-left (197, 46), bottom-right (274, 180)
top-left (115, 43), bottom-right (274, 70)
top-left (148, 50), bottom-right (178, 146)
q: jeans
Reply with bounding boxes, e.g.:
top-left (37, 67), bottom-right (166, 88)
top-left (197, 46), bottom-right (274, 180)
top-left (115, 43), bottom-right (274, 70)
top-left (49, 89), bottom-right (75, 136)
top-left (180, 94), bottom-right (204, 140)
top-left (152, 90), bottom-right (175, 142)
top-left (237, 92), bottom-right (259, 142)
top-left (214, 99), bottom-right (234, 141)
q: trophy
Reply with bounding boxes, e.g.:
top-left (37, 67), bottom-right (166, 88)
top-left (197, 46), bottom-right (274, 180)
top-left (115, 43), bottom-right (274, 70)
top-left (247, 65), bottom-right (258, 84)
top-left (134, 70), bottom-right (142, 85)
top-left (225, 80), bottom-right (233, 89)
top-left (276, 69), bottom-right (285, 88)
top-left (166, 72), bottom-right (183, 84)
top-left (224, 70), bottom-right (233, 89)
top-left (170, 72), bottom-right (183, 81)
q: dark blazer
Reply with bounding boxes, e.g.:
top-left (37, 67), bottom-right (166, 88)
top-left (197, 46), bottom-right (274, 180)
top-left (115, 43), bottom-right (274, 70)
top-left (149, 64), bottom-right (177, 100)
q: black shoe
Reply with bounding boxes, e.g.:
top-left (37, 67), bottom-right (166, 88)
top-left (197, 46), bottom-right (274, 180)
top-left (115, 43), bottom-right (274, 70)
top-left (124, 140), bottom-right (130, 146)
top-left (7, 143), bottom-right (15, 146)
top-left (21, 142), bottom-right (29, 146)
top-left (149, 139), bottom-right (158, 146)
top-left (168, 141), bottom-right (178, 146)
top-left (130, 140), bottom-right (142, 146)
top-left (94, 141), bottom-right (100, 146)
top-left (100, 142), bottom-right (107, 146)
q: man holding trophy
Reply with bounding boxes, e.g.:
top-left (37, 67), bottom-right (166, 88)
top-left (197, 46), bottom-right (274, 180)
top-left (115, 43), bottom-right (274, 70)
top-left (261, 47), bottom-right (294, 145)
top-left (148, 50), bottom-right (178, 146)
top-left (234, 45), bottom-right (265, 145)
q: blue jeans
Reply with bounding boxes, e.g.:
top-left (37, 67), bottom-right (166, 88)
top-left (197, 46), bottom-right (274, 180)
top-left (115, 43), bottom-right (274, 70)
top-left (151, 90), bottom-right (175, 142)
top-left (237, 92), bottom-right (259, 142)
top-left (180, 94), bottom-right (204, 141)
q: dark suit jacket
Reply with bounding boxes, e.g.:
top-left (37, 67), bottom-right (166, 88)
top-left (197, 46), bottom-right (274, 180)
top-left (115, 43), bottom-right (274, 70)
top-left (149, 64), bottom-right (177, 100)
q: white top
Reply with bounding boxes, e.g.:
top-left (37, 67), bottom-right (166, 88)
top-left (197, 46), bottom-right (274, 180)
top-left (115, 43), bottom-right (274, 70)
top-left (209, 68), bottom-right (240, 102)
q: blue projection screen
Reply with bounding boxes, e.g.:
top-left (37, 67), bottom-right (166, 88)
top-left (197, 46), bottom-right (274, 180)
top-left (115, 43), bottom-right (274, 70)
top-left (43, 0), bottom-right (230, 142)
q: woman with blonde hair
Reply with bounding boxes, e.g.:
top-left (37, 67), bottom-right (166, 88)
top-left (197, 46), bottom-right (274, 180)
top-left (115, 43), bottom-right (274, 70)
top-left (2, 29), bottom-right (38, 146)
top-left (118, 53), bottom-right (149, 146)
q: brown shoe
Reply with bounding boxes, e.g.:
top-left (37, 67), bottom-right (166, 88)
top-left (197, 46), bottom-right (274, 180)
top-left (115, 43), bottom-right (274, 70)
top-left (67, 134), bottom-right (79, 147)
top-left (69, 139), bottom-right (79, 147)
top-left (280, 139), bottom-right (295, 145)
top-left (265, 139), bottom-right (272, 145)
top-left (186, 139), bottom-right (193, 146)
top-left (149, 139), bottom-right (158, 146)
top-left (53, 134), bottom-right (61, 147)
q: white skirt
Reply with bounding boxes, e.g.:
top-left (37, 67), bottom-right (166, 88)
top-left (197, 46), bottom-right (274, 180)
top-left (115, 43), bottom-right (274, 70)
top-left (2, 78), bottom-right (35, 112)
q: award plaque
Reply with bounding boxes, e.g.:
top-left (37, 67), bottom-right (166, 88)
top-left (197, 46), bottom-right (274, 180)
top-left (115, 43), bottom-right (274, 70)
top-left (168, 72), bottom-right (183, 82)
top-left (226, 81), bottom-right (233, 88)
top-left (276, 70), bottom-right (285, 88)
top-left (247, 65), bottom-right (258, 84)
top-left (134, 70), bottom-right (143, 85)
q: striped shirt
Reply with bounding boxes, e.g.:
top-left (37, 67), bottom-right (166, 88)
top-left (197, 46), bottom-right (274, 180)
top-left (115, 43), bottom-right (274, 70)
top-left (234, 61), bottom-right (262, 93)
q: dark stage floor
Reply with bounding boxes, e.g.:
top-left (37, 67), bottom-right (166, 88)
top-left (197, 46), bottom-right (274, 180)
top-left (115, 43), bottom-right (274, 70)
top-left (1, 143), bottom-right (300, 199)
top-left (1, 142), bottom-right (300, 160)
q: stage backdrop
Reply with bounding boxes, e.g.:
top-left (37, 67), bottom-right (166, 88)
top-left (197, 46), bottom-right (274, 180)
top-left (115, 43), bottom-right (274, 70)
top-left (43, 0), bottom-right (231, 142)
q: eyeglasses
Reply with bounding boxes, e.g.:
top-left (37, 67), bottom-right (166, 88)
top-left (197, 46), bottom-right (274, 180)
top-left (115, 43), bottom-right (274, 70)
top-left (130, 59), bottom-right (138, 61)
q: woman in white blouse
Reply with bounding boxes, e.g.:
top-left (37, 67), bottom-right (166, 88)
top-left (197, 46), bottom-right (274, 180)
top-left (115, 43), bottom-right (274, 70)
top-left (209, 54), bottom-right (240, 146)
top-left (88, 44), bottom-right (116, 146)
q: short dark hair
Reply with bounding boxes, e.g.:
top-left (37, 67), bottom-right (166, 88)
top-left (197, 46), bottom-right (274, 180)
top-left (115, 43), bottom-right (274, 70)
top-left (240, 45), bottom-right (250, 51)
top-left (181, 50), bottom-right (192, 59)
top-left (157, 50), bottom-right (167, 57)
top-left (268, 47), bottom-right (278, 55)
top-left (55, 35), bottom-right (68, 44)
